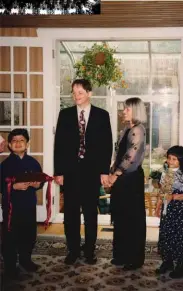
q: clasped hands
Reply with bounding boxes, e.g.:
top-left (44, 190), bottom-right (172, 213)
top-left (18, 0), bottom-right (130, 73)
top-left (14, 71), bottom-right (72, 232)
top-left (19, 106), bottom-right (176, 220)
top-left (13, 182), bottom-right (41, 191)
top-left (54, 174), bottom-right (119, 188)
top-left (101, 174), bottom-right (118, 188)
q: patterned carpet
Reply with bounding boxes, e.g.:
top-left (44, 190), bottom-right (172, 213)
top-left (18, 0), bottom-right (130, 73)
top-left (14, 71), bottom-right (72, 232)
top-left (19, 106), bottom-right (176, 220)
top-left (1, 236), bottom-right (183, 291)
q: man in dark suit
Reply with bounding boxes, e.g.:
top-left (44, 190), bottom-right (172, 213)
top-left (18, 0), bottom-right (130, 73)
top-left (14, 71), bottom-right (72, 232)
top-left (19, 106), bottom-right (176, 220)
top-left (54, 79), bottom-right (112, 265)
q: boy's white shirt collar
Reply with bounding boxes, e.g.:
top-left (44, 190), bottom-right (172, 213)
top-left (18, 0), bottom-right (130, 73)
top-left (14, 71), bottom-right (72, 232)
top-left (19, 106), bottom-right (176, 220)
top-left (77, 104), bottom-right (91, 127)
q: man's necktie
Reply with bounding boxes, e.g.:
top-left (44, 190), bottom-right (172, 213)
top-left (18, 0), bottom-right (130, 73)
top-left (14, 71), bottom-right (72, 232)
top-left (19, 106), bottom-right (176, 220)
top-left (78, 110), bottom-right (86, 159)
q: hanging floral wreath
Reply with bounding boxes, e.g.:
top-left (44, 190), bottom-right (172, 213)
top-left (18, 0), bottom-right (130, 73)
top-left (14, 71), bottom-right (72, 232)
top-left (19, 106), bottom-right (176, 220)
top-left (74, 43), bottom-right (127, 88)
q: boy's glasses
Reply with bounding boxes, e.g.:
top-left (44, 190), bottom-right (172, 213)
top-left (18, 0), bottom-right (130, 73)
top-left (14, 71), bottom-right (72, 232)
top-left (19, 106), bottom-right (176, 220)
top-left (11, 139), bottom-right (25, 144)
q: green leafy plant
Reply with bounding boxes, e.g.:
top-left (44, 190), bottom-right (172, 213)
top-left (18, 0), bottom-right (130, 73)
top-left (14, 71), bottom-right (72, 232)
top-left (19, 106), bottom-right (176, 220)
top-left (149, 170), bottom-right (162, 181)
top-left (149, 162), bottom-right (168, 182)
top-left (74, 43), bottom-right (127, 88)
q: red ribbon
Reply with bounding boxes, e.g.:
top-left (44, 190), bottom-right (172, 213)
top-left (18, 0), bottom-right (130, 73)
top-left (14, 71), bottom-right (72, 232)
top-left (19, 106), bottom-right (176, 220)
top-left (44, 176), bottom-right (53, 230)
top-left (5, 177), bottom-right (15, 231)
top-left (5, 175), bottom-right (54, 232)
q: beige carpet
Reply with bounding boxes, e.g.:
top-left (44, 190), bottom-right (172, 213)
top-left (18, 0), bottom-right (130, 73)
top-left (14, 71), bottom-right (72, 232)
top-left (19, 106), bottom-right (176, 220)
top-left (1, 236), bottom-right (183, 291)
top-left (2, 255), bottom-right (183, 291)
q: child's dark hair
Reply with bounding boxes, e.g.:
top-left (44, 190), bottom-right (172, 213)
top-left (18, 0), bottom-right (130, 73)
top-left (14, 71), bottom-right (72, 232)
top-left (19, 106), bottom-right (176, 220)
top-left (8, 128), bottom-right (30, 143)
top-left (71, 79), bottom-right (92, 92)
top-left (167, 145), bottom-right (183, 172)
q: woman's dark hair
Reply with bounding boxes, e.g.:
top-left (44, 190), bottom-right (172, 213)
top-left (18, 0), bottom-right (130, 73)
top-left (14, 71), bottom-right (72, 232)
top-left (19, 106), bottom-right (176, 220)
top-left (8, 128), bottom-right (30, 143)
top-left (71, 79), bottom-right (92, 92)
top-left (167, 145), bottom-right (183, 172)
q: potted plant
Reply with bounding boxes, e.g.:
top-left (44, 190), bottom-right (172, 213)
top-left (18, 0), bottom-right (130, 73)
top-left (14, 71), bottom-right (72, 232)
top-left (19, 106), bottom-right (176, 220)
top-left (74, 42), bottom-right (127, 88)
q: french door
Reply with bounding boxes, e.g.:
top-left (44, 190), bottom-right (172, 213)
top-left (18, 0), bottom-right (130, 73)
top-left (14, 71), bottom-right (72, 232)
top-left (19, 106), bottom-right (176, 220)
top-left (0, 36), bottom-right (55, 222)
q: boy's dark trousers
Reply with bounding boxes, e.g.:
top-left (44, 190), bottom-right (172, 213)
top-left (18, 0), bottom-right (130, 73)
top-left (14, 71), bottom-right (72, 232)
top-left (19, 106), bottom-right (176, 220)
top-left (2, 206), bottom-right (37, 271)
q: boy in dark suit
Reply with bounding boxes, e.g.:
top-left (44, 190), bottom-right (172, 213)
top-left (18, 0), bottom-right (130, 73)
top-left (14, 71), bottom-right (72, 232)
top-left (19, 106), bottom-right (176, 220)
top-left (1, 129), bottom-right (43, 278)
top-left (54, 79), bottom-right (113, 265)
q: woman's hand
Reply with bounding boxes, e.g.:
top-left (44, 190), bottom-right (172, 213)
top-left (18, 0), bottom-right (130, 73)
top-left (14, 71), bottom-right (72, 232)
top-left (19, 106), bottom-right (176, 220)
top-left (108, 174), bottom-right (118, 187)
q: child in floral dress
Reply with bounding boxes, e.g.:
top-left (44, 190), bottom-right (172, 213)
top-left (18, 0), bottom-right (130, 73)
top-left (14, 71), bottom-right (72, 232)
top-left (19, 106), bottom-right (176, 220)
top-left (155, 145), bottom-right (183, 278)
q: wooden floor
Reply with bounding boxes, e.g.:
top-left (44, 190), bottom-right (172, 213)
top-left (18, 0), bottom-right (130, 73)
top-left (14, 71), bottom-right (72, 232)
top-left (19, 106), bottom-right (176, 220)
top-left (37, 223), bottom-right (159, 241)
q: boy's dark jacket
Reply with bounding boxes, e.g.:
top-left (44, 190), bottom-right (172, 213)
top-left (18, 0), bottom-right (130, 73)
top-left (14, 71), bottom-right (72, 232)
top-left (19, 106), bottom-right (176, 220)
top-left (0, 153), bottom-right (43, 215)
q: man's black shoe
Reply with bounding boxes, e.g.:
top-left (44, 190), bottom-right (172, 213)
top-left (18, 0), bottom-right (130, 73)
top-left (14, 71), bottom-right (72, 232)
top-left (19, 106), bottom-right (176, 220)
top-left (85, 255), bottom-right (97, 265)
top-left (3, 267), bottom-right (20, 280)
top-left (64, 253), bottom-right (79, 265)
top-left (20, 260), bottom-right (40, 272)
top-left (155, 261), bottom-right (174, 275)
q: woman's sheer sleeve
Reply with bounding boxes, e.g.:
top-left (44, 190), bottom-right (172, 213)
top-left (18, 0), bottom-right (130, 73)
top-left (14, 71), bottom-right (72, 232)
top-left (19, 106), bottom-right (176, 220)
top-left (116, 125), bottom-right (145, 173)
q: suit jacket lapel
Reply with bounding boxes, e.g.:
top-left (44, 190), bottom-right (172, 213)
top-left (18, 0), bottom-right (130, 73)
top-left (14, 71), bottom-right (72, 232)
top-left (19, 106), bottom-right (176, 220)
top-left (73, 106), bottom-right (80, 144)
top-left (85, 104), bottom-right (94, 138)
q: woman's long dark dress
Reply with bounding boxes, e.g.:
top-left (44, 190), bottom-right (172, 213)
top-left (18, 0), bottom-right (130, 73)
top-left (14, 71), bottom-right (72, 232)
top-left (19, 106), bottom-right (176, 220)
top-left (110, 128), bottom-right (146, 266)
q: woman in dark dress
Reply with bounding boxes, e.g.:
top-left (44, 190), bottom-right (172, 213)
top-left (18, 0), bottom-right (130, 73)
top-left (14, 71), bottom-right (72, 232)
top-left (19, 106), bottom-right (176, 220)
top-left (109, 97), bottom-right (147, 270)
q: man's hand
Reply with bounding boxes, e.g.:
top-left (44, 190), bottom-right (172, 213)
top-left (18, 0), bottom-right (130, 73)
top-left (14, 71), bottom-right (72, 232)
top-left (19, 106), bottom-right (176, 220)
top-left (54, 175), bottom-right (64, 185)
top-left (13, 182), bottom-right (30, 191)
top-left (29, 182), bottom-right (41, 189)
top-left (100, 175), bottom-right (110, 188)
top-left (108, 173), bottom-right (118, 187)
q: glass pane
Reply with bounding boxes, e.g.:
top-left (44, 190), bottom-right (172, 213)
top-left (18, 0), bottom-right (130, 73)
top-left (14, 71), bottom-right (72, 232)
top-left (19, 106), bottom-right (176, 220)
top-left (73, 53), bottom-right (84, 62)
top-left (62, 41), bottom-right (103, 52)
top-left (92, 86), bottom-right (107, 96)
top-left (30, 47), bottom-right (43, 72)
top-left (60, 97), bottom-right (74, 109)
top-left (151, 102), bottom-right (179, 170)
top-left (14, 75), bottom-right (27, 98)
top-left (91, 98), bottom-right (106, 110)
top-left (0, 47), bottom-right (10, 71)
top-left (0, 92), bottom-right (11, 99)
top-left (30, 129), bottom-right (43, 153)
top-left (14, 47), bottom-right (27, 72)
top-left (151, 40), bottom-right (181, 53)
top-left (14, 101), bottom-right (27, 126)
top-left (30, 75), bottom-right (43, 98)
top-left (60, 53), bottom-right (74, 95)
top-left (109, 41), bottom-right (148, 53)
top-left (30, 101), bottom-right (43, 126)
top-left (115, 55), bottom-right (149, 95)
top-left (0, 101), bottom-right (11, 125)
top-left (152, 55), bottom-right (180, 95)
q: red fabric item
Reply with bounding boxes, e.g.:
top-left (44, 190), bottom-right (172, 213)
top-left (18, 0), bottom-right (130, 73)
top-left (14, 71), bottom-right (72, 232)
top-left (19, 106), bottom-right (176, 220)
top-left (5, 173), bottom-right (54, 232)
